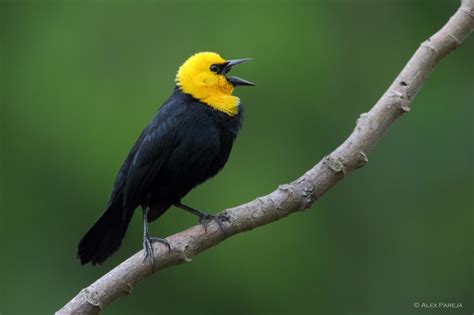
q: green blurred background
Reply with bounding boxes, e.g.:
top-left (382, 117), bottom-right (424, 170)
top-left (1, 1), bottom-right (473, 314)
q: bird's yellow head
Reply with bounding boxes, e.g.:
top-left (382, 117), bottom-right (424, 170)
top-left (176, 52), bottom-right (254, 116)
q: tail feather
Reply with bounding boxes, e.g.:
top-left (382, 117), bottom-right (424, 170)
top-left (77, 199), bottom-right (133, 265)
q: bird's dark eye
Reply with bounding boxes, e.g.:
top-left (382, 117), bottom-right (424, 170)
top-left (210, 64), bottom-right (219, 73)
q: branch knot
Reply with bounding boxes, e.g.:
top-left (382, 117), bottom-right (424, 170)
top-left (81, 288), bottom-right (102, 309)
top-left (326, 155), bottom-right (346, 174)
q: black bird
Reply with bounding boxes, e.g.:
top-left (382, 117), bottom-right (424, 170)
top-left (78, 52), bottom-right (254, 266)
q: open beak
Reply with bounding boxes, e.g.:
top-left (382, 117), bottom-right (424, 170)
top-left (223, 58), bottom-right (255, 87)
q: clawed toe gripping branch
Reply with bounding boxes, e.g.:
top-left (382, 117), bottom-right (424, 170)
top-left (57, 1), bottom-right (473, 314)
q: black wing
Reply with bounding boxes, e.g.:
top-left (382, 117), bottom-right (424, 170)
top-left (123, 101), bottom-right (186, 213)
top-left (106, 128), bottom-right (148, 206)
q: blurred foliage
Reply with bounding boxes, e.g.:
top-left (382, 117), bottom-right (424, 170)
top-left (1, 1), bottom-right (473, 314)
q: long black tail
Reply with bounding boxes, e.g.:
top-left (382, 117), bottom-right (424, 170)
top-left (77, 198), bottom-right (133, 265)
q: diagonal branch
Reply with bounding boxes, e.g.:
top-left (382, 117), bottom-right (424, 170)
top-left (57, 1), bottom-right (474, 314)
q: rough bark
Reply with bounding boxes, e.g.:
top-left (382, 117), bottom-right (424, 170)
top-left (57, 1), bottom-right (474, 314)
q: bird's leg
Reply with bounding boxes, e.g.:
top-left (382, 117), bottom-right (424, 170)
top-left (174, 202), bottom-right (230, 238)
top-left (142, 207), bottom-right (172, 270)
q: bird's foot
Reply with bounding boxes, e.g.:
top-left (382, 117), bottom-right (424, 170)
top-left (174, 203), bottom-right (230, 238)
top-left (198, 212), bottom-right (230, 238)
top-left (143, 234), bottom-right (172, 271)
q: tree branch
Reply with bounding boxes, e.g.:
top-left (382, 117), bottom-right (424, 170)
top-left (57, 1), bottom-right (474, 314)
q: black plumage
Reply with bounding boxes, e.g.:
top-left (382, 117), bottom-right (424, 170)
top-left (78, 87), bottom-right (242, 265)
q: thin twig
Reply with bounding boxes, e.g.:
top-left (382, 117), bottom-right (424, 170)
top-left (56, 1), bottom-right (474, 314)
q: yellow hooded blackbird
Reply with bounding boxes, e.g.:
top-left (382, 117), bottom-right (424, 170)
top-left (77, 52), bottom-right (254, 266)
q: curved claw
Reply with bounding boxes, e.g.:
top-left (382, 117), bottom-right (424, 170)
top-left (199, 213), bottom-right (229, 238)
top-left (143, 236), bottom-right (156, 271)
top-left (173, 203), bottom-right (230, 239)
top-left (148, 236), bottom-right (172, 251)
top-left (143, 235), bottom-right (172, 271)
